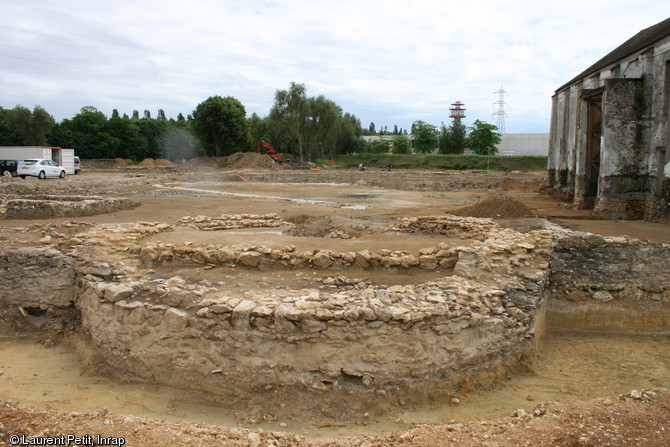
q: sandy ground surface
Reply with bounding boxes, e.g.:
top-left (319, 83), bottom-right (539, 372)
top-left (1, 164), bottom-right (669, 446)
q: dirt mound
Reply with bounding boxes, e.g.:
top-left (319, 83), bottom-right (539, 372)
top-left (220, 152), bottom-right (278, 170)
top-left (185, 153), bottom-right (278, 170)
top-left (139, 158), bottom-right (155, 166)
top-left (153, 159), bottom-right (173, 166)
top-left (451, 195), bottom-right (536, 218)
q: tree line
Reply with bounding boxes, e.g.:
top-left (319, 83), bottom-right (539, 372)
top-left (0, 82), bottom-right (500, 161)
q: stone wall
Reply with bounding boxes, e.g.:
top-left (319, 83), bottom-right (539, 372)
top-left (547, 233), bottom-right (670, 332)
top-left (0, 247), bottom-right (78, 331)
top-left (548, 30), bottom-right (670, 220)
top-left (76, 274), bottom-right (542, 394)
top-left (1, 215), bottom-right (668, 398)
top-left (3, 195), bottom-right (139, 219)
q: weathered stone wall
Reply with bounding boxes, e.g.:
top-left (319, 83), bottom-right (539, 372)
top-left (3, 196), bottom-right (139, 219)
top-left (548, 29), bottom-right (670, 220)
top-left (76, 275), bottom-right (543, 393)
top-left (0, 247), bottom-right (78, 331)
top-left (138, 241), bottom-right (461, 272)
top-left (595, 78), bottom-right (650, 219)
top-left (547, 233), bottom-right (670, 332)
top-left (0, 247), bottom-right (75, 308)
top-left (176, 213), bottom-right (287, 230)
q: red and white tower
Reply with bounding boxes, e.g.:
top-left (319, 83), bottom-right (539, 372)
top-left (449, 101), bottom-right (466, 120)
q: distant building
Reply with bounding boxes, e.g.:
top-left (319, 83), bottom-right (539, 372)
top-left (497, 133), bottom-right (549, 156)
top-left (548, 17), bottom-right (670, 220)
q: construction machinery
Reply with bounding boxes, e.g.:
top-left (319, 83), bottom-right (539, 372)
top-left (257, 140), bottom-right (283, 163)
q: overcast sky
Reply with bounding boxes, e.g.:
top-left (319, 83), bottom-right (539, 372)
top-left (1, 0), bottom-right (668, 134)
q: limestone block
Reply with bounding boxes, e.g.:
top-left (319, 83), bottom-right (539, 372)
top-left (401, 255), bottom-right (419, 268)
top-left (343, 308), bottom-right (360, 321)
top-left (358, 307), bottom-right (376, 321)
top-left (300, 317), bottom-right (327, 333)
top-left (127, 304), bottom-right (146, 325)
top-left (163, 308), bottom-right (189, 332)
top-left (103, 284), bottom-right (133, 303)
top-left (210, 303), bottom-right (233, 314)
top-left (238, 251), bottom-right (262, 267)
top-left (231, 299), bottom-right (256, 329)
top-left (419, 255), bottom-right (438, 270)
top-left (79, 260), bottom-right (114, 278)
top-left (190, 247), bottom-right (211, 264)
top-left (153, 249), bottom-right (172, 264)
top-left (251, 305), bottom-right (273, 317)
top-left (275, 303), bottom-right (297, 333)
top-left (314, 308), bottom-right (334, 320)
top-left (380, 256), bottom-right (402, 268)
top-left (354, 250), bottom-right (371, 268)
top-left (213, 247), bottom-right (236, 263)
top-left (312, 251), bottom-right (334, 269)
top-left (372, 306), bottom-right (392, 322)
top-left (591, 290), bottom-right (614, 302)
top-left (341, 252), bottom-right (356, 264)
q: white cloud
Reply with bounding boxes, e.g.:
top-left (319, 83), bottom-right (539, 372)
top-left (1, 0), bottom-right (668, 133)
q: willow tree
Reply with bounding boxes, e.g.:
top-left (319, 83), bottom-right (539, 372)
top-left (270, 82), bottom-right (307, 162)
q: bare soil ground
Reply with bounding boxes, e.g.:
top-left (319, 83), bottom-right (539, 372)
top-left (1, 163), bottom-right (669, 446)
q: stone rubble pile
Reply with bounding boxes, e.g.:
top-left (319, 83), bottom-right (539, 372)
top-left (392, 215), bottom-right (502, 239)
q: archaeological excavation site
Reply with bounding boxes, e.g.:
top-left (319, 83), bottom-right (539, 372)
top-left (0, 158), bottom-right (668, 446)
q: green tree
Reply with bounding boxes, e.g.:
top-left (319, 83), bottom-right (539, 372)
top-left (367, 139), bottom-right (391, 154)
top-left (106, 114), bottom-right (145, 160)
top-left (411, 120), bottom-right (438, 154)
top-left (304, 95), bottom-right (341, 160)
top-left (270, 82), bottom-right (308, 162)
top-left (248, 112), bottom-right (270, 150)
top-left (2, 105), bottom-right (55, 146)
top-left (438, 118), bottom-right (467, 154)
top-left (466, 120), bottom-right (501, 155)
top-left (335, 113), bottom-right (364, 155)
top-left (30, 106), bottom-right (56, 145)
top-left (368, 122), bottom-right (376, 134)
top-left (191, 95), bottom-right (249, 157)
top-left (0, 107), bottom-right (13, 144)
top-left (392, 134), bottom-right (411, 154)
top-left (5, 106), bottom-right (32, 144)
top-left (50, 107), bottom-right (114, 158)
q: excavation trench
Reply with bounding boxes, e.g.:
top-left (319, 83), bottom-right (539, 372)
top-left (0, 215), bottom-right (668, 436)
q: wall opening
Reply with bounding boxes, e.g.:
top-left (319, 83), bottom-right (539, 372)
top-left (585, 95), bottom-right (603, 201)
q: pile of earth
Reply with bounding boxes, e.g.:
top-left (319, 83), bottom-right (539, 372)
top-left (114, 158), bottom-right (132, 166)
top-left (186, 152), bottom-right (278, 170)
top-left (220, 152), bottom-right (279, 170)
top-left (138, 158), bottom-right (173, 166)
top-left (451, 195), bottom-right (536, 218)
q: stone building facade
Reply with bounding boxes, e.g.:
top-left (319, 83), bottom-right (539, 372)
top-left (548, 17), bottom-right (670, 219)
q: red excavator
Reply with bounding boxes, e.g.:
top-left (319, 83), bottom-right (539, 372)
top-left (257, 140), bottom-right (283, 163)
